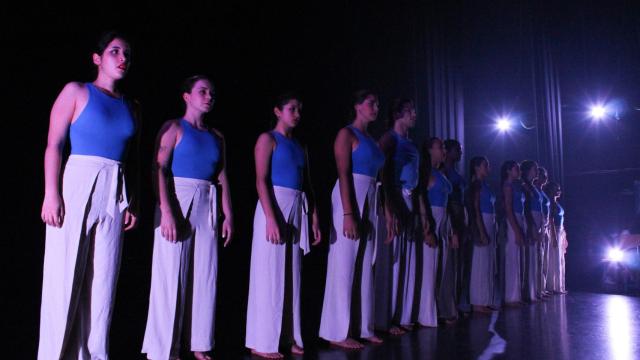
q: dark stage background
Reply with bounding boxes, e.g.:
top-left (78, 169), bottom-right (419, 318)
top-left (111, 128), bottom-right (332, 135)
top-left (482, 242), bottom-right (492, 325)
top-left (3, 1), bottom-right (640, 358)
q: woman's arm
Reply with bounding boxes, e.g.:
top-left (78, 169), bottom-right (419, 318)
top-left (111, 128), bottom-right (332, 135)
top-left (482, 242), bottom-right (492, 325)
top-left (523, 184), bottom-right (536, 243)
top-left (123, 99), bottom-right (142, 231)
top-left (334, 127), bottom-right (359, 240)
top-left (473, 182), bottom-right (489, 245)
top-left (303, 145), bottom-right (322, 245)
top-left (503, 184), bottom-right (524, 246)
top-left (379, 132), bottom-right (400, 243)
top-left (255, 133), bottom-right (282, 244)
top-left (215, 130), bottom-right (234, 247)
top-left (41, 82), bottom-right (83, 228)
top-left (153, 120), bottom-right (180, 242)
top-left (417, 153), bottom-right (435, 247)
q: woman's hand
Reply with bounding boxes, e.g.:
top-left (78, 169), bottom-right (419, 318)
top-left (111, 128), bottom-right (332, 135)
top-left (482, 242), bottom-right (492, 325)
top-left (312, 211), bottom-right (322, 245)
top-left (160, 209), bottom-right (178, 242)
top-left (423, 226), bottom-right (436, 248)
top-left (451, 232), bottom-right (460, 249)
top-left (343, 213), bottom-right (360, 240)
top-left (479, 232), bottom-right (490, 246)
top-left (385, 214), bottom-right (399, 244)
top-left (123, 209), bottom-right (138, 231)
top-left (266, 216), bottom-right (282, 244)
top-left (221, 217), bottom-right (233, 247)
top-left (41, 193), bottom-right (65, 228)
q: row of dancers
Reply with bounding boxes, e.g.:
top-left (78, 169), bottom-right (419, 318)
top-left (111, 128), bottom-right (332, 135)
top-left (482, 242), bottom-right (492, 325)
top-left (37, 32), bottom-right (568, 360)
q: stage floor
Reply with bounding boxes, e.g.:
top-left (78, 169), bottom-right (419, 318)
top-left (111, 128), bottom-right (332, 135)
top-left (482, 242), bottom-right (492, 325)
top-left (216, 292), bottom-right (639, 360)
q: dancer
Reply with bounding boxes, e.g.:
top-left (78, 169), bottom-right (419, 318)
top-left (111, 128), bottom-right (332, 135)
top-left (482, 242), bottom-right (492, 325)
top-left (468, 157), bottom-right (497, 314)
top-left (38, 31), bottom-right (139, 359)
top-left (443, 139), bottom-right (469, 314)
top-left (245, 93), bottom-right (322, 359)
top-left (418, 137), bottom-right (450, 326)
top-left (545, 181), bottom-right (567, 294)
top-left (375, 98), bottom-right (419, 335)
top-left (534, 167), bottom-right (551, 297)
top-left (501, 161), bottom-right (525, 306)
top-left (319, 90), bottom-right (385, 349)
top-left (142, 75), bottom-right (233, 360)
top-left (521, 160), bottom-right (542, 302)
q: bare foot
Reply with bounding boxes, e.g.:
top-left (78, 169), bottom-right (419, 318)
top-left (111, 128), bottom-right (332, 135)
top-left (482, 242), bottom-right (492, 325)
top-left (389, 326), bottom-right (406, 336)
top-left (443, 317), bottom-right (458, 326)
top-left (330, 338), bottom-right (364, 350)
top-left (193, 352), bottom-right (212, 360)
top-left (291, 344), bottom-right (304, 356)
top-left (473, 305), bottom-right (493, 314)
top-left (250, 349), bottom-right (284, 359)
top-left (400, 323), bottom-right (414, 331)
top-left (362, 335), bottom-right (383, 344)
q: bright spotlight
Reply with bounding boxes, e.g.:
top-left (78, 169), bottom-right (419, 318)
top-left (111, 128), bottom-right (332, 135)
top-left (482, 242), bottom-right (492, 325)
top-left (606, 247), bottom-right (624, 263)
top-left (496, 117), bottom-right (512, 132)
top-left (590, 104), bottom-right (608, 120)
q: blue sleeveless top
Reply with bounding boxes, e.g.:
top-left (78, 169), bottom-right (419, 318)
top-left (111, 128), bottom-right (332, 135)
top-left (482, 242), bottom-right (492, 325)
top-left (270, 131), bottom-right (305, 190)
top-left (428, 169), bottom-right (452, 208)
top-left (446, 167), bottom-right (466, 205)
top-left (171, 119), bottom-right (221, 181)
top-left (390, 131), bottom-right (419, 190)
top-left (70, 83), bottom-right (136, 161)
top-left (349, 126), bottom-right (384, 177)
top-left (479, 181), bottom-right (496, 214)
top-left (554, 203), bottom-right (565, 228)
top-left (530, 186), bottom-right (544, 212)
top-left (511, 181), bottom-right (525, 215)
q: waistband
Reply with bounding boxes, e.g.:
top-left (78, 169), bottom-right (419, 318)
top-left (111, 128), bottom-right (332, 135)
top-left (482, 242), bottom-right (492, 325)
top-left (67, 154), bottom-right (128, 218)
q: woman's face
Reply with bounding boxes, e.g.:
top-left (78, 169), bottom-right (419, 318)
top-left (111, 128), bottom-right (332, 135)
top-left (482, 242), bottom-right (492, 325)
top-left (477, 159), bottom-right (490, 178)
top-left (274, 99), bottom-right (302, 128)
top-left (93, 37), bottom-right (131, 80)
top-left (184, 79), bottom-right (214, 114)
top-left (355, 95), bottom-right (379, 123)
top-left (509, 164), bottom-right (521, 180)
top-left (536, 169), bottom-right (548, 186)
top-left (447, 144), bottom-right (462, 162)
top-left (398, 102), bottom-right (417, 128)
top-left (526, 164), bottom-right (539, 182)
top-left (430, 139), bottom-right (445, 164)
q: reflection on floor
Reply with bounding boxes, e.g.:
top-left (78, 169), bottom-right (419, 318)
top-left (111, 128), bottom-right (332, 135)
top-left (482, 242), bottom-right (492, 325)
top-left (232, 292), bottom-right (640, 360)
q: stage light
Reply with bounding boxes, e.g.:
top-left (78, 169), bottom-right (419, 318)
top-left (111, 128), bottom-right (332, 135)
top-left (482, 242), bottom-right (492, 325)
top-left (590, 104), bottom-right (608, 120)
top-left (495, 117), bottom-right (512, 132)
top-left (606, 247), bottom-right (624, 263)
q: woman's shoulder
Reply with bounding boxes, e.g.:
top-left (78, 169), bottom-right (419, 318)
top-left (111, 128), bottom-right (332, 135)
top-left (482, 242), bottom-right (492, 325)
top-left (58, 81), bottom-right (88, 100)
top-left (256, 131), bottom-right (277, 147)
top-left (159, 118), bottom-right (182, 134)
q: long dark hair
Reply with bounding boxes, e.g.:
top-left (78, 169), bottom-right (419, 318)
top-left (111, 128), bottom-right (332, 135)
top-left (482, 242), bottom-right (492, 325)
top-left (94, 30), bottom-right (130, 56)
top-left (500, 160), bottom-right (518, 187)
top-left (181, 74), bottom-right (213, 94)
top-left (274, 91), bottom-right (302, 110)
top-left (444, 139), bottom-right (461, 157)
top-left (469, 156), bottom-right (488, 183)
top-left (387, 98), bottom-right (413, 129)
